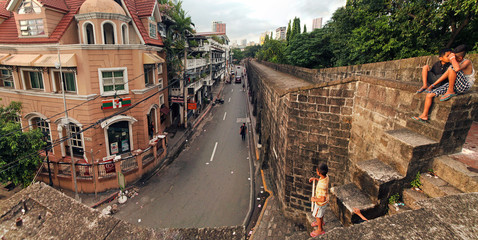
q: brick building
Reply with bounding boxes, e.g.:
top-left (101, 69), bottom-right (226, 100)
top-left (0, 0), bottom-right (170, 193)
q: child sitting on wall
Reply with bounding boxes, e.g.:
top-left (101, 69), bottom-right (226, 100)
top-left (416, 48), bottom-right (451, 93)
top-left (413, 44), bottom-right (475, 122)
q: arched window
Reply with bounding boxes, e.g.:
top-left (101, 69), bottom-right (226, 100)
top-left (65, 123), bottom-right (84, 157)
top-left (32, 117), bottom-right (51, 146)
top-left (103, 22), bottom-right (115, 44)
top-left (147, 107), bottom-right (157, 139)
top-left (121, 24), bottom-right (128, 44)
top-left (85, 23), bottom-right (95, 44)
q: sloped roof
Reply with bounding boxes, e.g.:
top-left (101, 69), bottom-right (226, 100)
top-left (123, 0), bottom-right (163, 46)
top-left (0, 0), bottom-right (163, 46)
top-left (0, 1), bottom-right (11, 18)
top-left (38, 0), bottom-right (69, 12)
top-left (134, 0), bottom-right (155, 17)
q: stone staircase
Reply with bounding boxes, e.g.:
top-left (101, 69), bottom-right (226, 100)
top-left (330, 128), bottom-right (439, 226)
top-left (403, 155), bottom-right (478, 210)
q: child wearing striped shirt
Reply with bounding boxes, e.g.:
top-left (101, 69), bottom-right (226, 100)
top-left (309, 163), bottom-right (329, 237)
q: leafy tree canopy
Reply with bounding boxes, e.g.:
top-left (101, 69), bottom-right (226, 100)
top-left (0, 100), bottom-right (44, 187)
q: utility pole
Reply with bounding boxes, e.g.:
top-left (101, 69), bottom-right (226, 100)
top-left (44, 133), bottom-right (53, 186)
top-left (57, 46), bottom-right (79, 201)
top-left (183, 38), bottom-right (188, 128)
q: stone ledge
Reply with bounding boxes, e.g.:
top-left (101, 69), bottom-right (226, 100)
top-left (420, 173), bottom-right (462, 198)
top-left (317, 193), bottom-right (478, 239)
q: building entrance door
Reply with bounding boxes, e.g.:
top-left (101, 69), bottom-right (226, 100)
top-left (107, 121), bottom-right (131, 155)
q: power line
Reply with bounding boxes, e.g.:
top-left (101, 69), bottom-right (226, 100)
top-left (0, 67), bottom-right (154, 138)
top-left (0, 78), bottom-right (179, 173)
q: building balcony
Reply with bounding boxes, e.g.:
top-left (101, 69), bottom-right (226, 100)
top-left (184, 58), bottom-right (208, 70)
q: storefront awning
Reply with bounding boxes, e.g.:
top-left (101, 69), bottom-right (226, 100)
top-left (143, 53), bottom-right (165, 64)
top-left (33, 54), bottom-right (77, 67)
top-left (1, 54), bottom-right (41, 66)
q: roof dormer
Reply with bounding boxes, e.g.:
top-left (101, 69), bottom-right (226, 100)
top-left (7, 0), bottom-right (68, 38)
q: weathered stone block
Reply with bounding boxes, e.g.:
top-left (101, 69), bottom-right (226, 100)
top-left (317, 105), bottom-right (330, 112)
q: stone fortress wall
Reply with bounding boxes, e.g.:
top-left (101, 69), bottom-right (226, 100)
top-left (246, 54), bottom-right (478, 222)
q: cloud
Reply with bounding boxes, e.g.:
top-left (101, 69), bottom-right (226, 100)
top-left (182, 0), bottom-right (346, 44)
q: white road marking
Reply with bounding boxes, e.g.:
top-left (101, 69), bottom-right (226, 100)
top-left (232, 89), bottom-right (234, 92)
top-left (228, 97), bottom-right (231, 102)
top-left (210, 142), bottom-right (218, 162)
top-left (223, 112), bottom-right (227, 120)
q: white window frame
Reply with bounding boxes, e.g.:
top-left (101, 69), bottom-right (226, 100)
top-left (20, 68), bottom-right (45, 91)
top-left (26, 114), bottom-right (53, 154)
top-left (19, 19), bottom-right (45, 36)
top-left (148, 17), bottom-right (157, 39)
top-left (121, 23), bottom-right (129, 44)
top-left (144, 64), bottom-right (156, 86)
top-left (82, 21), bottom-right (96, 44)
top-left (18, 0), bottom-right (41, 14)
top-left (98, 67), bottom-right (129, 96)
top-left (50, 69), bottom-right (78, 94)
top-left (101, 20), bottom-right (117, 44)
top-left (0, 68), bottom-right (14, 88)
top-left (159, 94), bottom-right (164, 106)
top-left (101, 116), bottom-right (137, 157)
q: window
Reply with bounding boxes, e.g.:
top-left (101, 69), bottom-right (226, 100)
top-left (23, 70), bottom-right (43, 90)
top-left (0, 69), bottom-right (14, 88)
top-left (85, 23), bottom-right (95, 44)
top-left (103, 22), bottom-right (115, 44)
top-left (147, 108), bottom-right (156, 139)
top-left (33, 117), bottom-right (51, 146)
top-left (122, 24), bottom-right (128, 44)
top-left (149, 22), bottom-right (157, 38)
top-left (159, 94), bottom-right (164, 106)
top-left (99, 68), bottom-right (128, 95)
top-left (18, 0), bottom-right (41, 14)
top-left (66, 123), bottom-right (84, 157)
top-left (107, 121), bottom-right (130, 155)
top-left (19, 19), bottom-right (44, 36)
top-left (144, 64), bottom-right (154, 86)
top-left (53, 71), bottom-right (76, 93)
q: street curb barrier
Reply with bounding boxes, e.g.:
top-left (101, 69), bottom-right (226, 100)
top-left (249, 170), bottom-right (273, 240)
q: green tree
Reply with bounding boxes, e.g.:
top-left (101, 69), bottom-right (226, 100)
top-left (287, 30), bottom-right (334, 69)
top-left (162, 0), bottom-right (195, 81)
top-left (286, 20), bottom-right (291, 44)
top-left (0, 101), bottom-right (44, 187)
top-left (232, 48), bottom-right (245, 62)
top-left (303, 24), bottom-right (307, 33)
top-left (290, 17), bottom-right (301, 41)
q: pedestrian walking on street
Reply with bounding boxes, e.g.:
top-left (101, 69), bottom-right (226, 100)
top-left (242, 83), bottom-right (245, 91)
top-left (240, 123), bottom-right (247, 140)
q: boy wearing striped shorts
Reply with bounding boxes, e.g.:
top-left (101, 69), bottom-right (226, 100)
top-left (413, 44), bottom-right (475, 122)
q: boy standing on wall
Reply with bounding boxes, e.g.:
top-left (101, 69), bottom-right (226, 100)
top-left (309, 163), bottom-right (330, 237)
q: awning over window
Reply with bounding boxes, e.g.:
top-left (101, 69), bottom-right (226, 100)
top-left (160, 107), bottom-right (170, 115)
top-left (143, 53), bottom-right (165, 64)
top-left (1, 54), bottom-right (41, 66)
top-left (33, 54), bottom-right (77, 67)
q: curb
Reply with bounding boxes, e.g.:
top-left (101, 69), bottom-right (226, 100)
top-left (250, 170), bottom-right (273, 240)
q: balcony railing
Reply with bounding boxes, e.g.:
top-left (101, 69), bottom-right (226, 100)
top-left (184, 58), bottom-right (208, 70)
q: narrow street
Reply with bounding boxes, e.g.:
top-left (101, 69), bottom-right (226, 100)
top-left (115, 67), bottom-right (253, 229)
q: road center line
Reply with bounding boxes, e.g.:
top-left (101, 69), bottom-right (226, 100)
top-left (231, 89), bottom-right (234, 92)
top-left (210, 142), bottom-right (218, 162)
top-left (228, 97), bottom-right (231, 102)
top-left (223, 112), bottom-right (227, 120)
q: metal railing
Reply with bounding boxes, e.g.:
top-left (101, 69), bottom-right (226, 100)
top-left (120, 155), bottom-right (138, 173)
top-left (142, 147), bottom-right (155, 166)
top-left (76, 163), bottom-right (93, 179)
top-left (57, 162), bottom-right (72, 176)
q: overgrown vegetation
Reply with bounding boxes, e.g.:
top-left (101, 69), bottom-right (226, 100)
top-left (411, 172), bottom-right (422, 189)
top-left (247, 0), bottom-right (478, 69)
top-left (389, 193), bottom-right (400, 204)
top-left (0, 100), bottom-right (44, 187)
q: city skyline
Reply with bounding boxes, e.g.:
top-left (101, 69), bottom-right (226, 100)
top-left (182, 0), bottom-right (346, 44)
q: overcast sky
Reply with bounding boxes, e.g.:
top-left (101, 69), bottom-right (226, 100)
top-left (182, 0), bottom-right (347, 44)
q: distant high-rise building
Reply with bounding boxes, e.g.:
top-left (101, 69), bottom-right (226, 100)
top-left (275, 27), bottom-right (286, 40)
top-left (241, 39), bottom-right (247, 46)
top-left (212, 21), bottom-right (226, 33)
top-left (260, 31), bottom-right (272, 45)
top-left (312, 17), bottom-right (322, 30)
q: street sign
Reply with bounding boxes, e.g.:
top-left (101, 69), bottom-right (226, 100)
top-left (118, 172), bottom-right (125, 190)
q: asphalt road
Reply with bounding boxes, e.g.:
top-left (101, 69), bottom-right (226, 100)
top-left (115, 69), bottom-right (252, 229)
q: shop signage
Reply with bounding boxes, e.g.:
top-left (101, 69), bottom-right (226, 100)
top-left (188, 102), bottom-right (197, 110)
top-left (102, 97), bottom-right (132, 110)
